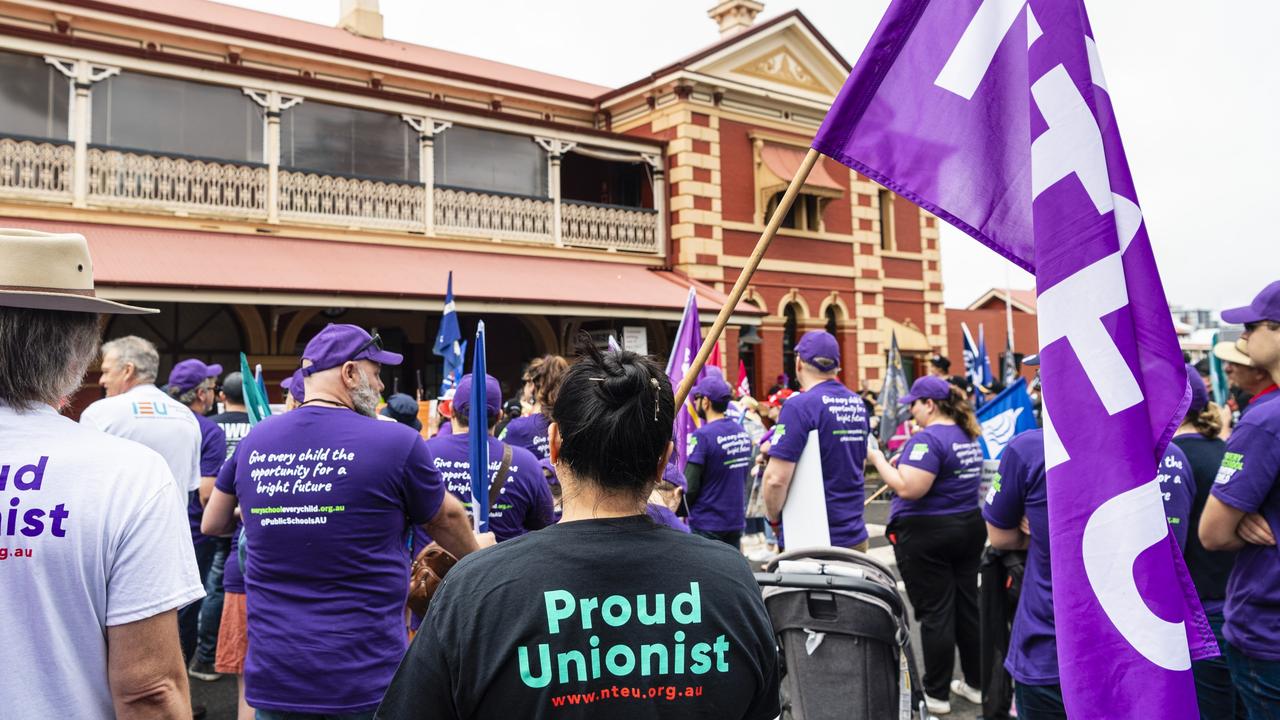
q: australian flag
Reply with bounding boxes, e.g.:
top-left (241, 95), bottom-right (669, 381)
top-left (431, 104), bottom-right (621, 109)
top-left (433, 271), bottom-right (463, 396)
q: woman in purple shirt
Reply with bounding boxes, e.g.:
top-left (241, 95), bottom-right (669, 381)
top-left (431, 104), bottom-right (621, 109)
top-left (866, 375), bottom-right (985, 715)
top-left (499, 354), bottom-right (568, 460)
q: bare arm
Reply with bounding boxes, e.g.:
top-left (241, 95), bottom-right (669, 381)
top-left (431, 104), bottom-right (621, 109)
top-left (423, 493), bottom-right (483, 559)
top-left (987, 521), bottom-right (1029, 551)
top-left (866, 448), bottom-right (937, 501)
top-left (762, 457), bottom-right (796, 522)
top-left (197, 475), bottom-right (216, 507)
top-left (201, 487), bottom-right (238, 537)
top-left (107, 610), bottom-right (191, 720)
top-left (1200, 496), bottom-right (1275, 551)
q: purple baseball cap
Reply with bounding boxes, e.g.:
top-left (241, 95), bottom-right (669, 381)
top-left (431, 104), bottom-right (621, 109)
top-left (454, 373), bottom-right (501, 418)
top-left (1186, 363), bottom-right (1209, 414)
top-left (692, 374), bottom-right (732, 404)
top-left (280, 368), bottom-right (305, 403)
top-left (1221, 281), bottom-right (1280, 325)
top-left (900, 375), bottom-right (952, 405)
top-left (662, 460), bottom-right (686, 490)
top-left (167, 358), bottom-right (223, 393)
top-left (301, 323), bottom-right (402, 376)
top-left (795, 330), bottom-right (841, 372)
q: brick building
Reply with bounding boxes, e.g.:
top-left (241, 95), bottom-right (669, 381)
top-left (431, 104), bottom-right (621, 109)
top-left (0, 0), bottom-right (943, 404)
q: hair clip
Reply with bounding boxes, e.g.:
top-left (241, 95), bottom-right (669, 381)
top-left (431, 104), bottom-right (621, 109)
top-left (588, 377), bottom-right (607, 381)
top-left (650, 377), bottom-right (660, 420)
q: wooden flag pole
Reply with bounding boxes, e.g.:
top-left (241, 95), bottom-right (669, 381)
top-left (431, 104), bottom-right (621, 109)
top-left (672, 148), bottom-right (823, 411)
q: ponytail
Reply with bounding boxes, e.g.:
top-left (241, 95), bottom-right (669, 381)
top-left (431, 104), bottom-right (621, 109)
top-left (1185, 402), bottom-right (1223, 440)
top-left (935, 386), bottom-right (982, 439)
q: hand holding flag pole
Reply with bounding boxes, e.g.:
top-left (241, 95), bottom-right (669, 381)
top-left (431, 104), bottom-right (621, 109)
top-left (671, 149), bottom-right (820, 410)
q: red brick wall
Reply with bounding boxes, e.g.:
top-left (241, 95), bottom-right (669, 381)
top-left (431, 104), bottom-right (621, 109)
top-left (893, 192), bottom-right (922, 252)
top-left (719, 118), bottom-right (756, 224)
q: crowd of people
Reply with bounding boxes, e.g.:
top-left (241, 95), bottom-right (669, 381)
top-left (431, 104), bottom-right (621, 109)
top-left (2, 229), bottom-right (1278, 720)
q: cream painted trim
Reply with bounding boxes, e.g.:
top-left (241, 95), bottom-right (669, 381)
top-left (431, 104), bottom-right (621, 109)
top-left (97, 287), bottom-right (763, 325)
top-left (0, 203), bottom-right (663, 266)
top-left (881, 278), bottom-right (927, 291)
top-left (776, 288), bottom-right (811, 318)
top-left (722, 219), bottom-right (855, 244)
top-left (720, 255), bottom-right (856, 280)
top-left (817, 291), bottom-right (850, 320)
top-left (18, 2), bottom-right (598, 112)
top-left (747, 128), bottom-right (812, 149)
top-left (0, 34), bottom-right (658, 154)
top-left (880, 249), bottom-right (925, 260)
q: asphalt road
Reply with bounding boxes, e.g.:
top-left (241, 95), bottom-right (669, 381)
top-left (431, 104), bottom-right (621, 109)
top-left (192, 497), bottom-right (987, 719)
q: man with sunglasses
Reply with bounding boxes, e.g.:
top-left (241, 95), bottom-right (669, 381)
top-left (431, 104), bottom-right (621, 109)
top-left (165, 359), bottom-right (231, 684)
top-left (1199, 281), bottom-right (1280, 717)
top-left (202, 324), bottom-right (485, 720)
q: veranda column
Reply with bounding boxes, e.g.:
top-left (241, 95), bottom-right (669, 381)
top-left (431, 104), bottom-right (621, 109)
top-left (535, 137), bottom-right (576, 247)
top-left (45, 57), bottom-right (118, 208)
top-left (646, 153), bottom-right (667, 257)
top-left (245, 90), bottom-right (302, 224)
top-left (402, 115), bottom-right (451, 235)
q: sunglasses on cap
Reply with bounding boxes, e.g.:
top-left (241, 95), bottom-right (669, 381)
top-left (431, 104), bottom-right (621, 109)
top-left (350, 331), bottom-right (384, 363)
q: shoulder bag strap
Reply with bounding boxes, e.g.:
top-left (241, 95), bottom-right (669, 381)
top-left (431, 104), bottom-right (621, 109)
top-left (487, 443), bottom-right (514, 511)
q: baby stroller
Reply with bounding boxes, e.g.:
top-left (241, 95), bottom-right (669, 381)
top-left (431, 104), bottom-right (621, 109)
top-left (756, 547), bottom-right (926, 719)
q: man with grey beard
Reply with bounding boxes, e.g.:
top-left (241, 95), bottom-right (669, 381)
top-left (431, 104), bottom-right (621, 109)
top-left (202, 323), bottom-right (487, 718)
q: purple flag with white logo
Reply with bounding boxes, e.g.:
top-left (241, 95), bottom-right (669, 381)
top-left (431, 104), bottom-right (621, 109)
top-left (813, 1), bottom-right (1215, 715)
top-left (666, 289), bottom-right (707, 471)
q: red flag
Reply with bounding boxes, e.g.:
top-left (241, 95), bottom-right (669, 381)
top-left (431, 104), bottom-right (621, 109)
top-left (736, 359), bottom-right (750, 398)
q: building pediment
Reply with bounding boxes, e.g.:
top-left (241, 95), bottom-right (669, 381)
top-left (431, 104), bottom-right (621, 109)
top-left (688, 16), bottom-right (848, 102)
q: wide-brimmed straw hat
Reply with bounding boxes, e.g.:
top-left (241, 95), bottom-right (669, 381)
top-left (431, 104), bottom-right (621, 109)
top-left (0, 229), bottom-right (155, 314)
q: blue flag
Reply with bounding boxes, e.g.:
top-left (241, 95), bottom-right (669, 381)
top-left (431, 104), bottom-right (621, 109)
top-left (433, 271), bottom-right (463, 395)
top-left (976, 377), bottom-right (1037, 459)
top-left (468, 321), bottom-right (489, 533)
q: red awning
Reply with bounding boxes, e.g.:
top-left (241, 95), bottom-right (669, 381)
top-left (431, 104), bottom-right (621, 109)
top-left (761, 144), bottom-right (844, 191)
top-left (2, 218), bottom-right (760, 320)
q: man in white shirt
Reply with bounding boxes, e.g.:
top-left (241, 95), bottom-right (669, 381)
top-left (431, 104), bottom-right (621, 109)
top-left (81, 335), bottom-right (203, 499)
top-left (0, 228), bottom-right (202, 718)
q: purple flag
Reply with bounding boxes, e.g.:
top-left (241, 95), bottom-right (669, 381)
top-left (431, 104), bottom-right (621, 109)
top-left (813, 1), bottom-right (1215, 716)
top-left (666, 289), bottom-right (707, 471)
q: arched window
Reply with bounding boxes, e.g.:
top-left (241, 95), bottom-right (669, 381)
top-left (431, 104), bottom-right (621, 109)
top-left (825, 305), bottom-right (839, 336)
top-left (782, 303), bottom-right (799, 390)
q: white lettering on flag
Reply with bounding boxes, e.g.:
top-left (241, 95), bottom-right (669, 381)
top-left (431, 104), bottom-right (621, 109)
top-left (1037, 253), bottom-right (1142, 415)
top-left (935, 0), bottom-right (1027, 100)
top-left (1030, 64), bottom-right (1113, 214)
top-left (1085, 35), bottom-right (1108, 93)
top-left (1039, 389), bottom-right (1070, 469)
top-left (1082, 478), bottom-right (1191, 671)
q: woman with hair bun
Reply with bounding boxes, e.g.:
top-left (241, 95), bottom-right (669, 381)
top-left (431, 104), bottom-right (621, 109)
top-left (377, 341), bottom-right (779, 720)
top-left (866, 375), bottom-right (986, 715)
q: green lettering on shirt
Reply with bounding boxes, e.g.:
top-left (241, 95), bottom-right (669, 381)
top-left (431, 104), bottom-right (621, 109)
top-left (1221, 452), bottom-right (1245, 471)
top-left (909, 443), bottom-right (929, 462)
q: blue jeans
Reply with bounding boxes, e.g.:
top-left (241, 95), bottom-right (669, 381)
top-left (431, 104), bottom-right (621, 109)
top-left (253, 707), bottom-right (373, 712)
top-left (194, 540), bottom-right (229, 664)
top-left (1225, 642), bottom-right (1280, 720)
top-left (1194, 610), bottom-right (1245, 719)
top-left (1014, 683), bottom-right (1067, 720)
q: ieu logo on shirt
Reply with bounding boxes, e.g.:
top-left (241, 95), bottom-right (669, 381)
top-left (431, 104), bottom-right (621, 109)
top-left (131, 401), bottom-right (169, 417)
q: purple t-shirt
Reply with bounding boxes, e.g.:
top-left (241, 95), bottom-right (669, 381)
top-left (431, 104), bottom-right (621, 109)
top-left (1158, 443), bottom-right (1196, 550)
top-left (214, 406), bottom-right (446, 713)
top-left (188, 412), bottom-right (227, 545)
top-left (214, 450), bottom-right (246, 594)
top-left (499, 413), bottom-right (550, 460)
top-left (769, 380), bottom-right (870, 548)
top-left (435, 421), bottom-right (454, 437)
top-left (646, 502), bottom-right (690, 532)
top-left (891, 423), bottom-right (983, 520)
top-left (982, 429), bottom-right (1057, 685)
top-left (419, 433), bottom-right (555, 548)
top-left (1210, 397), bottom-right (1280, 660)
top-left (1241, 386), bottom-right (1279, 417)
top-left (686, 417), bottom-right (753, 532)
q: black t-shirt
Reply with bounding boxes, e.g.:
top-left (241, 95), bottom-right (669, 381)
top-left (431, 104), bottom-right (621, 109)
top-left (211, 410), bottom-right (251, 460)
top-left (377, 515), bottom-right (779, 719)
top-left (1172, 434), bottom-right (1237, 609)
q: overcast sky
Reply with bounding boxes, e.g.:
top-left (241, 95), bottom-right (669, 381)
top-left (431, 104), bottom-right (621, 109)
top-left (223, 0), bottom-right (1277, 313)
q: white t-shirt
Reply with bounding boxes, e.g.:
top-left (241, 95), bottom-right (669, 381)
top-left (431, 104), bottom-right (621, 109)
top-left (0, 403), bottom-right (204, 718)
top-left (81, 383), bottom-right (202, 496)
